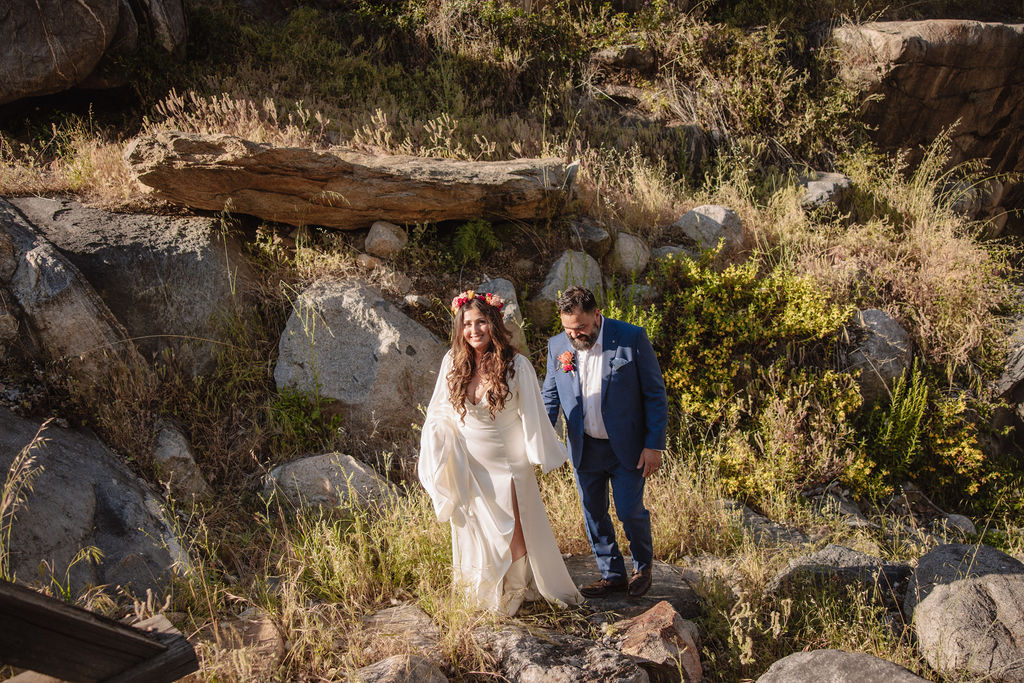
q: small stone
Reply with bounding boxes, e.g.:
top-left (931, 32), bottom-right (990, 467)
top-left (365, 221), bottom-right (409, 258)
top-left (391, 272), bottom-right (413, 294)
top-left (357, 253), bottom-right (383, 269)
top-left (672, 205), bottom-right (744, 253)
top-left (152, 420), bottom-right (212, 501)
top-left (846, 309), bottom-right (912, 406)
top-left (800, 172), bottom-right (852, 210)
top-left (609, 232), bottom-right (651, 276)
top-left (569, 218), bottom-right (613, 259)
top-left (651, 245), bottom-right (689, 261)
top-left (403, 294), bottom-right (431, 308)
top-left (943, 514), bottom-right (977, 536)
top-left (265, 452), bottom-right (395, 510)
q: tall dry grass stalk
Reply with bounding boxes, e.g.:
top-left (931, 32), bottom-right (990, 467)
top-left (0, 420), bottom-right (49, 581)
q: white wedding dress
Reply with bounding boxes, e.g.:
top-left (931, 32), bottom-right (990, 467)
top-left (418, 352), bottom-right (582, 614)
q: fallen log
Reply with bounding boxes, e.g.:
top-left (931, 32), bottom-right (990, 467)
top-left (126, 131), bottom-right (572, 229)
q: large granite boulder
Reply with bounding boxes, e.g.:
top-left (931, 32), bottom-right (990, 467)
top-left (833, 21), bottom-right (1024, 199)
top-left (274, 279), bottom-right (446, 433)
top-left (126, 131), bottom-right (571, 229)
top-left (0, 199), bottom-right (144, 385)
top-left (903, 543), bottom-right (1024, 616)
top-left (0, 0), bottom-right (186, 104)
top-left (757, 649), bottom-right (929, 682)
top-left (845, 309), bottom-right (912, 405)
top-left (529, 251), bottom-right (603, 325)
top-left (9, 196), bottom-right (250, 376)
top-left (914, 573), bottom-right (1024, 682)
top-left (0, 409), bottom-right (185, 596)
top-left (609, 233), bottom-right (651, 276)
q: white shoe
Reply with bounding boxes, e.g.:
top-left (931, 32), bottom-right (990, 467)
top-left (500, 555), bottom-right (530, 616)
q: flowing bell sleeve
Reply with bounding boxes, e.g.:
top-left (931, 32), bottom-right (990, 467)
top-left (515, 355), bottom-right (570, 474)
top-left (418, 352), bottom-right (472, 523)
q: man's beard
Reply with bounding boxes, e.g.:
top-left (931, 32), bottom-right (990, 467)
top-left (569, 332), bottom-right (597, 351)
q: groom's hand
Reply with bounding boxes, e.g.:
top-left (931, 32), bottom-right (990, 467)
top-left (637, 448), bottom-right (662, 478)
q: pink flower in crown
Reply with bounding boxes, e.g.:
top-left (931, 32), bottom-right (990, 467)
top-left (451, 289), bottom-right (505, 313)
top-left (558, 350), bottom-right (575, 373)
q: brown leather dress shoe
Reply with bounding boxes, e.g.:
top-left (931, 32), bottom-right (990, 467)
top-left (579, 577), bottom-right (628, 598)
top-left (627, 567), bottom-right (652, 597)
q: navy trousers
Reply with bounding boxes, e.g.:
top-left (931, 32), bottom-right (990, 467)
top-left (574, 434), bottom-right (653, 581)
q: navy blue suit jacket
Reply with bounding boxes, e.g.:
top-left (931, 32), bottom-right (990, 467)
top-left (542, 316), bottom-right (668, 470)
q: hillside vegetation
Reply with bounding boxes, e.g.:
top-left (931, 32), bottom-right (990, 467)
top-left (2, 1), bottom-right (1024, 681)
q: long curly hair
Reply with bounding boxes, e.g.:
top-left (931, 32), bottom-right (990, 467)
top-left (447, 297), bottom-right (517, 421)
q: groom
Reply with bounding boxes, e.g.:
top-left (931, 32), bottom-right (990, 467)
top-left (542, 286), bottom-right (668, 598)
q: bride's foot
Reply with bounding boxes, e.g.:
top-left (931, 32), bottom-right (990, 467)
top-left (500, 555), bottom-right (531, 616)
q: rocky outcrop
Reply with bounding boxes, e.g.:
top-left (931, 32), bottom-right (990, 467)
top-left (846, 309), bottom-right (912, 405)
top-left (9, 196), bottom-right (249, 376)
top-left (0, 199), bottom-right (144, 385)
top-left (477, 626), bottom-right (650, 682)
top-left (126, 131), bottom-right (572, 229)
top-left (606, 601), bottom-right (702, 683)
top-left (274, 279), bottom-right (446, 433)
top-left (757, 649), bottom-right (929, 682)
top-left (834, 21), bottom-right (1024, 190)
top-left (0, 0), bottom-right (187, 104)
top-left (264, 452), bottom-right (394, 509)
top-left (0, 409), bottom-right (185, 596)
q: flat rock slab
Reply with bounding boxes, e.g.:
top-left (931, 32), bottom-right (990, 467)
top-left (757, 649), bottom-right (929, 682)
top-left (564, 555), bottom-right (700, 622)
top-left (127, 131), bottom-right (570, 229)
top-left (476, 625), bottom-right (649, 682)
top-left (353, 654), bottom-right (448, 682)
top-left (359, 604), bottom-right (442, 660)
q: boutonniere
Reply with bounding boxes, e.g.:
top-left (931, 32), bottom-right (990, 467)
top-left (558, 350), bottom-right (576, 373)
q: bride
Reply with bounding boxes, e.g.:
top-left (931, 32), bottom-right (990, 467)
top-left (418, 290), bottom-right (582, 615)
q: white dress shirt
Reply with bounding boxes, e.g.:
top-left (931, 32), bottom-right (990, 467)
top-left (577, 317), bottom-right (609, 439)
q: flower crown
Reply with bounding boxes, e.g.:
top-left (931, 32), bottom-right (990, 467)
top-left (451, 289), bottom-right (505, 313)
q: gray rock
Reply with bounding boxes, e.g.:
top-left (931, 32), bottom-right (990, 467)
top-left (0, 0), bottom-right (186, 104)
top-left (0, 199), bottom-right (144, 385)
top-left (606, 600), bottom-right (702, 683)
top-left (904, 543), bottom-right (1024, 616)
top-left (609, 233), bottom-right (651, 276)
top-left (152, 420), bottom-right (212, 501)
top-left (767, 545), bottom-right (910, 611)
top-left (992, 318), bottom-right (1024, 398)
top-left (353, 654), bottom-right (448, 683)
top-left (721, 500), bottom-right (809, 546)
top-left (266, 452), bottom-right (394, 510)
top-left (564, 554), bottom-right (700, 622)
top-left (10, 196), bottom-right (249, 376)
top-left (402, 294), bottom-right (431, 308)
top-left (365, 221), bottom-right (408, 259)
top-left (361, 604), bottom-right (442, 660)
top-left (800, 172), bottom-right (852, 210)
top-left (813, 492), bottom-right (875, 529)
top-left (0, 408), bottom-right (185, 596)
top-left (590, 44), bottom-right (656, 72)
top-left (943, 513), bottom-right (977, 536)
top-left (274, 279), bottom-right (446, 433)
top-left (651, 245), bottom-right (689, 262)
top-left (476, 278), bottom-right (527, 352)
top-left (846, 309), bottom-right (912, 405)
top-left (757, 649), bottom-right (929, 682)
top-left (530, 251), bottom-right (603, 325)
top-left (477, 625), bottom-right (649, 683)
top-left (914, 573), bottom-right (1024, 682)
top-left (0, 308), bottom-right (17, 345)
top-left (570, 219), bottom-right (613, 259)
top-left (671, 205), bottom-right (744, 253)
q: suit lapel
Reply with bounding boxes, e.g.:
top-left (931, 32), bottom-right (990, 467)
top-left (601, 317), bottom-right (618, 408)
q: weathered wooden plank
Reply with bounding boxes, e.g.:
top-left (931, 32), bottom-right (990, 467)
top-left (0, 581), bottom-right (163, 681)
top-left (103, 615), bottom-right (199, 683)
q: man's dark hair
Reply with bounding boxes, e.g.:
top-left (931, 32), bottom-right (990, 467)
top-left (556, 286), bottom-right (598, 314)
